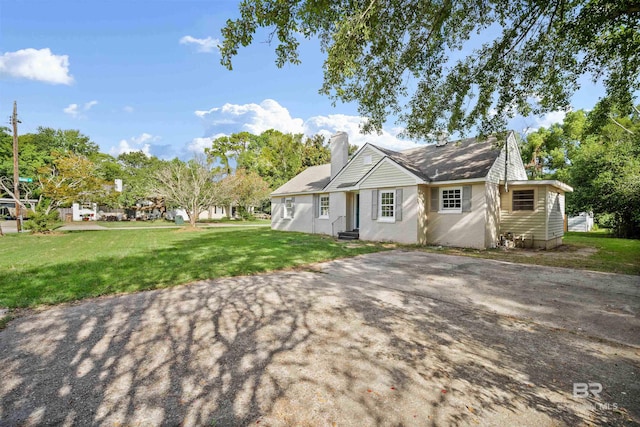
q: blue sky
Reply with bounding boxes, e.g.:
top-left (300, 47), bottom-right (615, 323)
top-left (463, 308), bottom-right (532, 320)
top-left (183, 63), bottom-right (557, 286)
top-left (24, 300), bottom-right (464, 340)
top-left (0, 1), bottom-right (608, 158)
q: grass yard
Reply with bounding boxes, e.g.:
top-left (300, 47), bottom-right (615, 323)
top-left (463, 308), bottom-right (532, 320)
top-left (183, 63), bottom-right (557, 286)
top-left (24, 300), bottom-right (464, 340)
top-left (425, 231), bottom-right (640, 275)
top-left (95, 219), bottom-right (271, 228)
top-left (0, 227), bottom-right (386, 308)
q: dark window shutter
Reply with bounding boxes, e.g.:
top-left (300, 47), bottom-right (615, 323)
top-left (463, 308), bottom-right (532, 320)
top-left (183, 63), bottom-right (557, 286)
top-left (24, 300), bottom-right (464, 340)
top-left (282, 197), bottom-right (286, 218)
top-left (291, 197), bottom-right (295, 218)
top-left (430, 187), bottom-right (439, 212)
top-left (395, 189), bottom-right (403, 221)
top-left (313, 194), bottom-right (319, 218)
top-left (371, 189), bottom-right (378, 220)
top-left (462, 186), bottom-right (472, 212)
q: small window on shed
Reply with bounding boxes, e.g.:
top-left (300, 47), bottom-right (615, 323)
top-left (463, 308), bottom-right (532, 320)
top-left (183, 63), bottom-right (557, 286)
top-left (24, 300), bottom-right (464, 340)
top-left (513, 190), bottom-right (535, 211)
top-left (363, 154), bottom-right (372, 165)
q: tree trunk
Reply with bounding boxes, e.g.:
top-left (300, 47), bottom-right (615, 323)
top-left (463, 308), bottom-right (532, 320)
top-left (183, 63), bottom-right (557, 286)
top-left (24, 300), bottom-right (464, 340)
top-left (187, 209), bottom-right (197, 228)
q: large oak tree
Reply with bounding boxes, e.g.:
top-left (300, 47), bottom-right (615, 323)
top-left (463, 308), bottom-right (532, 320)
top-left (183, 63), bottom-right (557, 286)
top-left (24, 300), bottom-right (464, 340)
top-left (220, 0), bottom-right (640, 139)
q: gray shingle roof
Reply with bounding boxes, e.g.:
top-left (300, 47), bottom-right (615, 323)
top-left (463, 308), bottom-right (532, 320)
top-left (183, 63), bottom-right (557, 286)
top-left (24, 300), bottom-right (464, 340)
top-left (271, 164), bottom-right (331, 195)
top-left (376, 135), bottom-right (501, 182)
top-left (270, 135), bottom-right (503, 195)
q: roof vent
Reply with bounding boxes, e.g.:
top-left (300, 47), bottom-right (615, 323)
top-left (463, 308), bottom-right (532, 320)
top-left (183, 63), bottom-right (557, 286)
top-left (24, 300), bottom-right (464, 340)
top-left (436, 131), bottom-right (449, 147)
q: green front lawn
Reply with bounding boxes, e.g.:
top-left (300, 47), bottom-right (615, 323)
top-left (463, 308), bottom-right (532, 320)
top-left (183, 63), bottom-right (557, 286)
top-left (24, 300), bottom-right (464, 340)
top-left (0, 227), bottom-right (386, 308)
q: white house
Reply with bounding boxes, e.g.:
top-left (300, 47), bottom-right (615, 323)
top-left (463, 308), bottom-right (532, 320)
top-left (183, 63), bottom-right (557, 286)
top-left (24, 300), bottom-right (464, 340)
top-left (271, 131), bottom-right (573, 249)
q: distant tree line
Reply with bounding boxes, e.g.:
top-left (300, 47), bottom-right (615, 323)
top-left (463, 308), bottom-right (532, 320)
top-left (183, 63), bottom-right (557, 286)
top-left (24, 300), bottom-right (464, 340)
top-left (0, 127), bottom-right (336, 231)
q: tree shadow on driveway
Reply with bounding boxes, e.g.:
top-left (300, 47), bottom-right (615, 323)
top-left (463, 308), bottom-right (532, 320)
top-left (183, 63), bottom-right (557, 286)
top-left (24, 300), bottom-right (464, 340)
top-left (0, 250), bottom-right (638, 426)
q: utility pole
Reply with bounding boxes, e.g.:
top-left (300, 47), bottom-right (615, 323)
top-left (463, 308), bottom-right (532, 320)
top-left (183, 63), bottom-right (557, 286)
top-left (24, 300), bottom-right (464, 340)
top-left (11, 101), bottom-right (21, 232)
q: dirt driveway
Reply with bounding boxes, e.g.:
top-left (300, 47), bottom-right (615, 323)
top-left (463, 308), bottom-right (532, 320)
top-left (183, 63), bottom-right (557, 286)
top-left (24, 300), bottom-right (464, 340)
top-left (1, 250), bottom-right (638, 426)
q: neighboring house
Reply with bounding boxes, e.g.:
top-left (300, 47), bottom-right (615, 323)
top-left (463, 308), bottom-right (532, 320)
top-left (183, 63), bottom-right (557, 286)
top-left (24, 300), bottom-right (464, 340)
top-left (169, 206), bottom-right (229, 221)
top-left (568, 212), bottom-right (594, 232)
top-left (72, 202), bottom-right (98, 221)
top-left (271, 131), bottom-right (573, 249)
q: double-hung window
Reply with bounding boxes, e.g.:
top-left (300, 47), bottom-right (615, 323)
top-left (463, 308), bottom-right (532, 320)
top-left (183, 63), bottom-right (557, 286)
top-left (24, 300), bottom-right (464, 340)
top-left (440, 187), bottom-right (462, 213)
top-left (319, 195), bottom-right (329, 218)
top-left (379, 190), bottom-right (395, 221)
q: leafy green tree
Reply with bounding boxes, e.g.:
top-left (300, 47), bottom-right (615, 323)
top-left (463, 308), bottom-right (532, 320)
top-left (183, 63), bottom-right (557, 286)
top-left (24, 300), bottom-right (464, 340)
top-left (301, 134), bottom-right (331, 168)
top-left (221, 0), bottom-right (640, 138)
top-left (522, 108), bottom-right (640, 237)
top-left (521, 111), bottom-right (587, 179)
top-left (216, 169), bottom-right (271, 218)
top-left (0, 153), bottom-right (116, 232)
top-left (117, 152), bottom-right (166, 209)
top-left (567, 110), bottom-right (640, 237)
top-left (205, 133), bottom-right (253, 175)
top-left (0, 127), bottom-right (100, 181)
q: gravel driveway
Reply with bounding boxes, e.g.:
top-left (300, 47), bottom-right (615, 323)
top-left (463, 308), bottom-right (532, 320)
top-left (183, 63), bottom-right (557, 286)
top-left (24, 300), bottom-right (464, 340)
top-left (1, 250), bottom-right (638, 426)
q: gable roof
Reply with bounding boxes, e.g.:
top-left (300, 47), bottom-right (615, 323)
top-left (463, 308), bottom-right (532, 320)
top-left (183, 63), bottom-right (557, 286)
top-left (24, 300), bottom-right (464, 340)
top-left (377, 135), bottom-right (501, 182)
top-left (270, 135), bottom-right (505, 195)
top-left (271, 164), bottom-right (331, 196)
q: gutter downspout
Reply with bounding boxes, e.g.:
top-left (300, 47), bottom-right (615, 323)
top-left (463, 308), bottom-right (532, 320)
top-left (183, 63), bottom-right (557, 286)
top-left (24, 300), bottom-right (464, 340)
top-left (504, 136), bottom-right (509, 193)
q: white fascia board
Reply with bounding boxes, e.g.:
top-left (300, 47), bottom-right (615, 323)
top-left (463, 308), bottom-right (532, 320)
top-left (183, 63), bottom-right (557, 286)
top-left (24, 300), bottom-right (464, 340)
top-left (270, 191), bottom-right (316, 197)
top-left (506, 180), bottom-right (574, 192)
top-left (429, 177), bottom-right (487, 185)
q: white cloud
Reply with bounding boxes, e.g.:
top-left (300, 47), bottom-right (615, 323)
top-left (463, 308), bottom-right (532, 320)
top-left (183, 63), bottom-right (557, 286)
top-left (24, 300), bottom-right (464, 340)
top-left (63, 99), bottom-right (99, 118)
top-left (123, 106), bottom-right (134, 113)
top-left (116, 140), bottom-right (151, 157)
top-left (535, 110), bottom-right (567, 129)
top-left (131, 132), bottom-right (159, 145)
top-left (179, 35), bottom-right (220, 53)
top-left (0, 48), bottom-right (73, 85)
top-left (521, 110), bottom-right (568, 134)
top-left (63, 103), bottom-right (79, 118)
top-left (187, 133), bottom-right (226, 154)
top-left (195, 99), bottom-right (419, 152)
top-left (112, 133), bottom-right (161, 157)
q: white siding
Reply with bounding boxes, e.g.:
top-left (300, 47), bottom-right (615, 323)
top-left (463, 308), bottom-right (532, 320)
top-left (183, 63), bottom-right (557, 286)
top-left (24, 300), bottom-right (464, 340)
top-left (426, 184), bottom-right (487, 249)
top-left (485, 183), bottom-right (500, 248)
top-left (325, 146), bottom-right (383, 191)
top-left (499, 186), bottom-right (546, 240)
top-left (359, 186), bottom-right (419, 244)
top-left (547, 188), bottom-right (565, 240)
top-left (487, 132), bottom-right (528, 183)
top-left (359, 160), bottom-right (417, 189)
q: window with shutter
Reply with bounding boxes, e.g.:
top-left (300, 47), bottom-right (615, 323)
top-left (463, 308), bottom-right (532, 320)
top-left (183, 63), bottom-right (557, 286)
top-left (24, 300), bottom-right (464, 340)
top-left (395, 189), bottom-right (403, 221)
top-left (462, 186), bottom-right (472, 212)
top-left (284, 197), bottom-right (294, 218)
top-left (430, 187), bottom-right (439, 212)
top-left (371, 189), bottom-right (378, 220)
